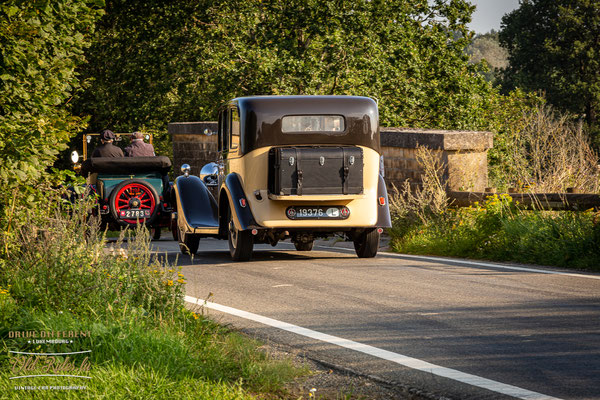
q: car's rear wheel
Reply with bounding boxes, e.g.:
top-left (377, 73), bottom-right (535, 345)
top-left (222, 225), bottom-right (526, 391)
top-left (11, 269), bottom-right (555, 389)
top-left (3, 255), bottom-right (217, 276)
top-left (294, 240), bottom-right (314, 251)
top-left (109, 179), bottom-right (159, 226)
top-left (227, 208), bottom-right (253, 261)
top-left (353, 228), bottom-right (380, 258)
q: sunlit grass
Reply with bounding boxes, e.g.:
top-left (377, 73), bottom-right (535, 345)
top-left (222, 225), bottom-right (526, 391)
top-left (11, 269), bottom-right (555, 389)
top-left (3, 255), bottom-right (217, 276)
top-left (0, 195), bottom-right (307, 399)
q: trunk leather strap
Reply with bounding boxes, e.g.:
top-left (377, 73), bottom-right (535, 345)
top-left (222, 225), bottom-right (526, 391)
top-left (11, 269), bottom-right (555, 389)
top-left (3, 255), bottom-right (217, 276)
top-left (296, 148), bottom-right (303, 195)
top-left (342, 147), bottom-right (349, 195)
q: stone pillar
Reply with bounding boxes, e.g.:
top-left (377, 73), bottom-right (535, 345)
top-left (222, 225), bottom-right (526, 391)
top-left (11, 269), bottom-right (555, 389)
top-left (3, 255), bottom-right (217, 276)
top-left (168, 122), bottom-right (218, 176)
top-left (380, 128), bottom-right (493, 192)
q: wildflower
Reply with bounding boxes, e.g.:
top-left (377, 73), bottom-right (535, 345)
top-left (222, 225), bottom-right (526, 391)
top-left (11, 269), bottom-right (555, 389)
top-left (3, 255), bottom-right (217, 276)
top-left (166, 280), bottom-right (173, 286)
top-left (168, 269), bottom-right (174, 273)
top-left (177, 278), bottom-right (186, 284)
top-left (192, 313), bottom-right (199, 320)
top-left (177, 272), bottom-right (184, 277)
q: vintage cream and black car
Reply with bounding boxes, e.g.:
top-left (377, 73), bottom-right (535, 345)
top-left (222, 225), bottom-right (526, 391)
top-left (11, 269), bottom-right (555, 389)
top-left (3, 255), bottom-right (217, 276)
top-left (173, 95), bottom-right (391, 260)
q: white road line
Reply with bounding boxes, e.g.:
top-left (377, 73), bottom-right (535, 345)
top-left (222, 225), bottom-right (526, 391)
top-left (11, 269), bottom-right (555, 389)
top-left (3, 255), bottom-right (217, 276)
top-left (272, 284), bottom-right (293, 288)
top-left (315, 245), bottom-right (600, 281)
top-left (184, 295), bottom-right (561, 400)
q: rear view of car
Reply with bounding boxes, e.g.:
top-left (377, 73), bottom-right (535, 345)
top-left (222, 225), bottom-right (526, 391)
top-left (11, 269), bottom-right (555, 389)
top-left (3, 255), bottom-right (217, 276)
top-left (173, 95), bottom-right (391, 260)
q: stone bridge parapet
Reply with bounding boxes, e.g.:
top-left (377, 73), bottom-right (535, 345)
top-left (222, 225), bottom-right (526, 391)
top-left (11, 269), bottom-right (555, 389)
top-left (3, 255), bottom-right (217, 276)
top-left (169, 123), bottom-right (493, 192)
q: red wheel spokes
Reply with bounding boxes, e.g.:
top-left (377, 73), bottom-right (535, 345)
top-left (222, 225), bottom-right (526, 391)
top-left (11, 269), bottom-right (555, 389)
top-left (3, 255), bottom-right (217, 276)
top-left (113, 183), bottom-right (156, 224)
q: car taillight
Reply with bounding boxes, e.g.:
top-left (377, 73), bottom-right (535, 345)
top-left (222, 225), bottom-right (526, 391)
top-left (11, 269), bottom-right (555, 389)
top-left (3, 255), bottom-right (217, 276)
top-left (378, 196), bottom-right (386, 206)
top-left (239, 198), bottom-right (247, 208)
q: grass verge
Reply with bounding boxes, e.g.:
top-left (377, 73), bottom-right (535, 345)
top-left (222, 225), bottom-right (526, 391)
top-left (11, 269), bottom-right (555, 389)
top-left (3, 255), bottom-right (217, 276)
top-left (0, 192), bottom-right (307, 399)
top-left (1, 309), bottom-right (304, 399)
top-left (390, 191), bottom-right (600, 271)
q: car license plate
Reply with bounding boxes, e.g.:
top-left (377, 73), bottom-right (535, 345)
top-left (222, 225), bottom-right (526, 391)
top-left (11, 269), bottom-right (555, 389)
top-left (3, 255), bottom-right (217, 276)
top-left (286, 206), bottom-right (349, 220)
top-left (119, 209), bottom-right (150, 219)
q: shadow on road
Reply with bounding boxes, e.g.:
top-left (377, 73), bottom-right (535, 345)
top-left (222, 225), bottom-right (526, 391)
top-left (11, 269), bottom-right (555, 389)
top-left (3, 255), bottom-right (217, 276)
top-left (154, 248), bottom-right (354, 267)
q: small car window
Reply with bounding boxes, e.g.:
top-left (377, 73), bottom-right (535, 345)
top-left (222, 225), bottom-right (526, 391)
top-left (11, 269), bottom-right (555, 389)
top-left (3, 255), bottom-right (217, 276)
top-left (219, 110), bottom-right (229, 153)
top-left (281, 115), bottom-right (345, 133)
top-left (230, 107), bottom-right (240, 149)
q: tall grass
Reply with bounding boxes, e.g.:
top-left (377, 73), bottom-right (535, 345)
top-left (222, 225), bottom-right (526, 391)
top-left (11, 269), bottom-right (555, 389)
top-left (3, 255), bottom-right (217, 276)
top-left (0, 190), bottom-right (306, 399)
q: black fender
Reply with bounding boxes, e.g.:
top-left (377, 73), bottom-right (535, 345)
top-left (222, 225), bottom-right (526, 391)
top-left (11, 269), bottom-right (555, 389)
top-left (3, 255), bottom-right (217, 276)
top-left (175, 175), bottom-right (219, 231)
top-left (376, 175), bottom-right (392, 228)
top-left (222, 173), bottom-right (259, 231)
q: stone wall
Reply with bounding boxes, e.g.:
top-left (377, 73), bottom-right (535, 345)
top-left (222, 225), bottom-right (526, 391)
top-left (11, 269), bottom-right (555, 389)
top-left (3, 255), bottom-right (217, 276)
top-left (381, 128), bottom-right (493, 191)
top-left (168, 123), bottom-right (493, 191)
top-left (168, 122), bottom-right (218, 175)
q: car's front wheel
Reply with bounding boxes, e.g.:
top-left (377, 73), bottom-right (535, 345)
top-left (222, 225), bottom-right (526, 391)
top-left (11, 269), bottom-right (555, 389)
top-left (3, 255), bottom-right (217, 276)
top-left (353, 228), bottom-right (380, 258)
top-left (227, 208), bottom-right (253, 261)
top-left (178, 224), bottom-right (200, 255)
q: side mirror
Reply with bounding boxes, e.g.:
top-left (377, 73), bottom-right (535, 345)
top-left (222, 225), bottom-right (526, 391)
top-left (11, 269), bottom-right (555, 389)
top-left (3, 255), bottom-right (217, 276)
top-left (200, 162), bottom-right (218, 186)
top-left (181, 164), bottom-right (191, 177)
top-left (71, 151), bottom-right (80, 164)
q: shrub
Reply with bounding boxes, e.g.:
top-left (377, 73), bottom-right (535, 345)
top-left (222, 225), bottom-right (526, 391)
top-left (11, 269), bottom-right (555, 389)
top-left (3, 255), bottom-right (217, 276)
top-left (0, 188), bottom-right (183, 321)
top-left (488, 104), bottom-right (600, 192)
top-left (0, 1), bottom-right (104, 237)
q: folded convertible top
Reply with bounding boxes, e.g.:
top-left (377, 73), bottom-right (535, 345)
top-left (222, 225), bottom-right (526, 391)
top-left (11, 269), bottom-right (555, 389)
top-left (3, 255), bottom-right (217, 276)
top-left (80, 156), bottom-right (172, 177)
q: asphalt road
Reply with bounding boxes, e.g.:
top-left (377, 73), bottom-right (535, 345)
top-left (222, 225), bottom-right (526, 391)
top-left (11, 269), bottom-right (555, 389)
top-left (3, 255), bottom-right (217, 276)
top-left (151, 237), bottom-right (600, 400)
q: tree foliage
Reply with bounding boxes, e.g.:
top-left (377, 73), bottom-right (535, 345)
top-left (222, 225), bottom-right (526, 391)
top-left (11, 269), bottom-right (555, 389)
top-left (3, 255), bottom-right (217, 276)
top-left (499, 0), bottom-right (600, 132)
top-left (76, 0), bottom-right (497, 132)
top-left (0, 0), bottom-right (103, 239)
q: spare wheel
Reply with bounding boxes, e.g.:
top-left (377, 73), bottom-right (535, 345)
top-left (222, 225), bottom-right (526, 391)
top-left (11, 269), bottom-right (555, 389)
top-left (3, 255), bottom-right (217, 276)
top-left (109, 179), bottom-right (160, 226)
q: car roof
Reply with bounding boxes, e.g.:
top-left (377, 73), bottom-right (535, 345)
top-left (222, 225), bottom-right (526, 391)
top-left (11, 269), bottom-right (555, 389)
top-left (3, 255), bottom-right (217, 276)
top-left (222, 95), bottom-right (380, 154)
top-left (231, 95), bottom-right (377, 115)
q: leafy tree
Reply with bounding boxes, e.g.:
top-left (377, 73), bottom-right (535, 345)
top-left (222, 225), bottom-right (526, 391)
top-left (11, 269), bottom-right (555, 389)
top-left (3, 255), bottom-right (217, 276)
top-left (76, 0), bottom-right (497, 132)
top-left (0, 0), bottom-right (103, 248)
top-left (499, 0), bottom-right (600, 136)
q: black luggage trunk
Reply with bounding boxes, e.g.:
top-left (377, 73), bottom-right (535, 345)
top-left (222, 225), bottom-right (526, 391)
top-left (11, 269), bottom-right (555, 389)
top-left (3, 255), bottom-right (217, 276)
top-left (268, 146), bottom-right (363, 195)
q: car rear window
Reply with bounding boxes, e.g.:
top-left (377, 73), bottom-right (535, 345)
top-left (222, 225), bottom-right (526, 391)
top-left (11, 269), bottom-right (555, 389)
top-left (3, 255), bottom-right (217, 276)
top-left (281, 115), bottom-right (345, 133)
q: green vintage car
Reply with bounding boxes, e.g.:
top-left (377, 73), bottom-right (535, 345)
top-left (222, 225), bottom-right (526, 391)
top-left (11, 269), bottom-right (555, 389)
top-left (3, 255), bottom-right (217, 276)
top-left (75, 133), bottom-right (173, 239)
